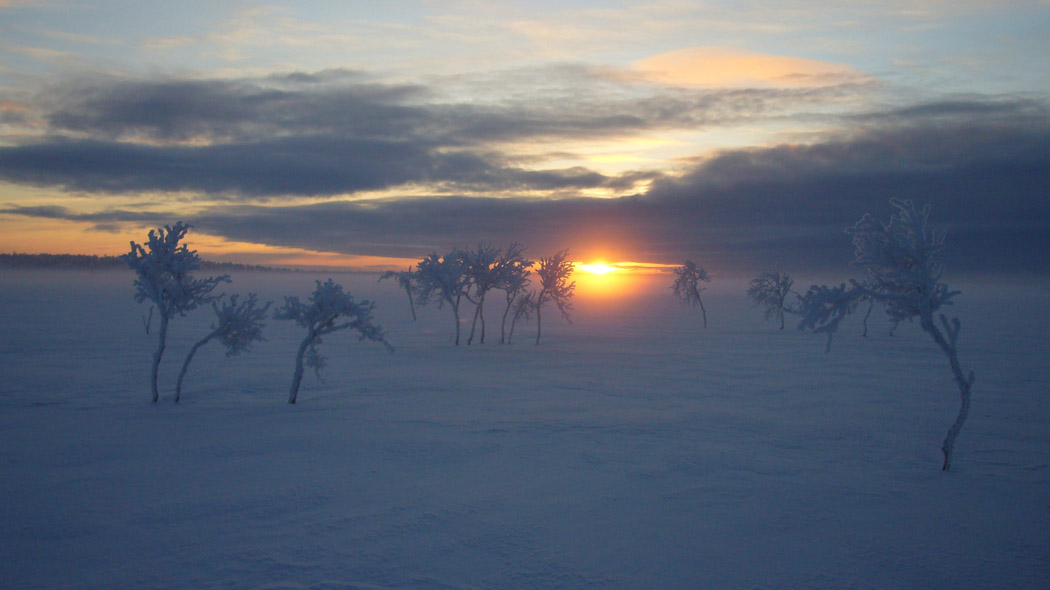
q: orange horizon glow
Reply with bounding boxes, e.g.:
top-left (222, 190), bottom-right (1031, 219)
top-left (0, 218), bottom-right (682, 289)
top-left (571, 261), bottom-right (676, 298)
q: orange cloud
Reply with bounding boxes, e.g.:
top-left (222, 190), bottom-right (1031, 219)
top-left (633, 46), bottom-right (865, 88)
top-left (0, 100), bottom-right (30, 113)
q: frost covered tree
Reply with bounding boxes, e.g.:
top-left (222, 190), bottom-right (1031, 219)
top-left (415, 250), bottom-right (470, 345)
top-left (379, 267), bottom-right (418, 321)
top-left (746, 268), bottom-right (796, 329)
top-left (463, 243), bottom-right (501, 345)
top-left (122, 222), bottom-right (229, 403)
top-left (274, 279), bottom-right (392, 404)
top-left (797, 199), bottom-right (974, 470)
top-left (495, 242), bottom-right (533, 344)
top-left (174, 293), bottom-right (270, 403)
top-left (506, 290), bottom-right (535, 344)
top-left (534, 249), bottom-right (575, 345)
top-left (671, 260), bottom-right (711, 328)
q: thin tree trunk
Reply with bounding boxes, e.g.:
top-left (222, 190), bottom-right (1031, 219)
top-left (500, 295), bottom-right (513, 344)
top-left (405, 287), bottom-right (416, 321)
top-left (452, 302), bottom-right (461, 346)
top-left (861, 299), bottom-right (874, 337)
top-left (288, 333), bottom-right (313, 404)
top-left (698, 298), bottom-right (707, 328)
top-left (468, 299), bottom-right (482, 345)
top-left (175, 331), bottom-right (216, 403)
top-left (150, 315), bottom-right (169, 403)
top-left (479, 300), bottom-right (487, 344)
top-left (535, 303), bottom-right (543, 345)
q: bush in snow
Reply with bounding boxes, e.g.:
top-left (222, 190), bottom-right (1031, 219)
top-left (414, 249), bottom-right (471, 345)
top-left (796, 199), bottom-right (974, 470)
top-left (274, 279), bottom-right (392, 404)
top-left (379, 266), bottom-right (419, 322)
top-left (174, 293), bottom-right (271, 403)
top-left (746, 268), bottom-right (796, 330)
top-left (122, 222), bottom-right (229, 403)
top-left (534, 249), bottom-right (575, 345)
top-left (671, 260), bottom-right (711, 328)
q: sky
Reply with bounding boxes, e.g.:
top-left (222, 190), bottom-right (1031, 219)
top-left (1, 0), bottom-right (1048, 276)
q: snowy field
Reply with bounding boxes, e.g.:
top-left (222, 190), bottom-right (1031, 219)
top-left (2, 269), bottom-right (1049, 589)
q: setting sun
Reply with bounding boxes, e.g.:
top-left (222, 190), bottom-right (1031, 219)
top-left (577, 262), bottom-right (620, 275)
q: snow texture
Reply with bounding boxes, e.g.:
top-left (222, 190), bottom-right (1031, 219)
top-left (1, 269), bottom-right (1048, 589)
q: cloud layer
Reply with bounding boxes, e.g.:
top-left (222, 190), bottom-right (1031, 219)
top-left (1, 69), bottom-right (1048, 275)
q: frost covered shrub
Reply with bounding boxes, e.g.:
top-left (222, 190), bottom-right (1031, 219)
top-left (275, 279), bottom-right (392, 404)
top-left (506, 290), bottom-right (535, 344)
top-left (379, 267), bottom-right (418, 322)
top-left (122, 222), bottom-right (229, 403)
top-left (671, 260), bottom-right (711, 328)
top-left (174, 294), bottom-right (271, 403)
top-left (414, 250), bottom-right (470, 345)
top-left (534, 249), bottom-right (575, 345)
top-left (797, 199), bottom-right (974, 470)
top-left (495, 242), bottom-right (533, 345)
top-left (746, 268), bottom-right (795, 330)
top-left (462, 243), bottom-right (501, 346)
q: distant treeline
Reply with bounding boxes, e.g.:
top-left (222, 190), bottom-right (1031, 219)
top-left (0, 252), bottom-right (284, 273)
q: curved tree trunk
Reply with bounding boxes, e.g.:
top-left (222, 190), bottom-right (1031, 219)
top-left (698, 298), bottom-right (707, 328)
top-left (288, 333), bottom-right (314, 404)
top-left (174, 331), bottom-right (216, 404)
top-left (150, 314), bottom-right (169, 403)
top-left (923, 314), bottom-right (975, 471)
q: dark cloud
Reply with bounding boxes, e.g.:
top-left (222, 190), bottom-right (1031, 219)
top-left (2, 204), bottom-right (173, 225)
top-left (0, 136), bottom-right (651, 197)
top-left (35, 68), bottom-right (853, 145)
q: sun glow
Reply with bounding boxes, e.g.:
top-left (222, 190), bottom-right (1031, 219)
top-left (577, 262), bottom-right (620, 275)
top-left (572, 261), bottom-right (647, 299)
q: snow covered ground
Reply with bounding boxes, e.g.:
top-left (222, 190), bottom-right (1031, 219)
top-left (2, 269), bottom-right (1048, 589)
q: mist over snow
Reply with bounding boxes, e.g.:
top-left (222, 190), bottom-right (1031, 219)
top-left (1, 269), bottom-right (1048, 589)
